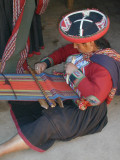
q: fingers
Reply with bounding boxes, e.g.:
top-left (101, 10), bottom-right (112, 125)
top-left (35, 64), bottom-right (41, 74)
top-left (65, 63), bottom-right (77, 75)
top-left (65, 63), bottom-right (71, 75)
top-left (35, 62), bottom-right (47, 74)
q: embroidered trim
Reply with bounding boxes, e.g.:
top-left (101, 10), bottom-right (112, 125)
top-left (108, 88), bottom-right (116, 99)
top-left (106, 88), bottom-right (116, 104)
top-left (36, 0), bottom-right (50, 15)
top-left (86, 95), bottom-right (100, 105)
top-left (66, 54), bottom-right (89, 71)
top-left (95, 48), bottom-right (120, 61)
top-left (83, 48), bottom-right (120, 62)
top-left (69, 82), bottom-right (81, 97)
top-left (76, 95), bottom-right (100, 110)
top-left (1, 0), bottom-right (49, 74)
top-left (41, 57), bottom-right (54, 68)
top-left (76, 98), bottom-right (91, 110)
top-left (69, 69), bottom-right (85, 88)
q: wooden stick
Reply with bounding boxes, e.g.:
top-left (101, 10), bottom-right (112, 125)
top-left (38, 99), bottom-right (49, 109)
top-left (67, 0), bottom-right (74, 9)
top-left (27, 66), bottom-right (56, 108)
top-left (56, 97), bottom-right (64, 108)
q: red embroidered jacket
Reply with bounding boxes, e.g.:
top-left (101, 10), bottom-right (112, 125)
top-left (42, 43), bottom-right (112, 109)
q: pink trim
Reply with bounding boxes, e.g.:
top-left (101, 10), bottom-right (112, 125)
top-left (1, 1), bottom-right (25, 73)
top-left (35, 0), bottom-right (43, 14)
top-left (36, 0), bottom-right (49, 15)
top-left (41, 46), bottom-right (45, 49)
top-left (9, 104), bottom-right (45, 153)
top-left (28, 52), bottom-right (40, 58)
top-left (59, 17), bottom-right (110, 43)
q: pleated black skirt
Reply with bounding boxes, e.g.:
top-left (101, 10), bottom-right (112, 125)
top-left (9, 100), bottom-right (108, 152)
top-left (0, 0), bottom-right (44, 59)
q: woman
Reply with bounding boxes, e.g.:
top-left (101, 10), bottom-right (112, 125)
top-left (0, 9), bottom-right (120, 157)
top-left (0, 0), bottom-right (49, 73)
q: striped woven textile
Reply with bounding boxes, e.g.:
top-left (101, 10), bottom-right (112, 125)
top-left (0, 73), bottom-right (79, 101)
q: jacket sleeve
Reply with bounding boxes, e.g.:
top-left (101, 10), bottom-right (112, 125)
top-left (41, 43), bottom-right (78, 68)
top-left (69, 63), bottom-right (113, 108)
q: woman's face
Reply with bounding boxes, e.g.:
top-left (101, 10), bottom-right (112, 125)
top-left (73, 41), bottom-right (98, 54)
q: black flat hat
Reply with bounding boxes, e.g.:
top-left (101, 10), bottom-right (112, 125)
top-left (59, 9), bottom-right (110, 43)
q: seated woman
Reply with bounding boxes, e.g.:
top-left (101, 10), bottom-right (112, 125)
top-left (0, 9), bottom-right (120, 157)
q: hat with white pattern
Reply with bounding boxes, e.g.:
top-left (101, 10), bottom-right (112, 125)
top-left (59, 9), bottom-right (110, 43)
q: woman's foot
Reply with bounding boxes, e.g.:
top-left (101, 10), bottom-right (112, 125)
top-left (0, 134), bottom-right (29, 157)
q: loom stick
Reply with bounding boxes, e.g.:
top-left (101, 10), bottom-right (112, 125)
top-left (38, 99), bottom-right (49, 109)
top-left (56, 97), bottom-right (64, 108)
top-left (27, 66), bottom-right (56, 108)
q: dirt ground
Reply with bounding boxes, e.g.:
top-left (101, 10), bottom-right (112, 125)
top-left (0, 0), bottom-right (120, 159)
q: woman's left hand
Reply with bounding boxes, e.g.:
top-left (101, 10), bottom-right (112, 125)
top-left (65, 63), bottom-right (78, 75)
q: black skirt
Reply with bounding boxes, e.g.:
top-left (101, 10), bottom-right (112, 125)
top-left (0, 0), bottom-right (44, 59)
top-left (9, 100), bottom-right (108, 152)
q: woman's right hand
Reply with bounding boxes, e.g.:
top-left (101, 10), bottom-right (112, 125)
top-left (35, 62), bottom-right (47, 74)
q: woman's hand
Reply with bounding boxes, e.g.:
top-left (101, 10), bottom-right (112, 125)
top-left (65, 63), bottom-right (78, 75)
top-left (35, 62), bottom-right (47, 74)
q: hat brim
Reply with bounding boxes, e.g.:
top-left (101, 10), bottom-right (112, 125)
top-left (59, 16), bottom-right (110, 43)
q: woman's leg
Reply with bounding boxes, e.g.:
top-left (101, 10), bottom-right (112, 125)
top-left (0, 134), bottom-right (29, 157)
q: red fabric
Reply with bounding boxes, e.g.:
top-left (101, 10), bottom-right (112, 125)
top-left (49, 43), bottom-right (78, 65)
top-left (76, 98), bottom-right (91, 110)
top-left (36, 0), bottom-right (49, 15)
top-left (36, 0), bottom-right (43, 14)
top-left (77, 63), bottom-right (112, 103)
top-left (1, 0), bottom-right (29, 73)
top-left (48, 44), bottom-right (113, 105)
top-left (59, 18), bottom-right (110, 43)
top-left (23, 60), bottom-right (28, 71)
top-left (0, 77), bottom-right (74, 92)
top-left (1, 0), bottom-right (25, 73)
top-left (28, 51), bottom-right (41, 57)
top-left (1, 0), bottom-right (49, 73)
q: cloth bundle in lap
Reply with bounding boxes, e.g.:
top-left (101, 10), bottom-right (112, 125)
top-left (0, 73), bottom-right (79, 101)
